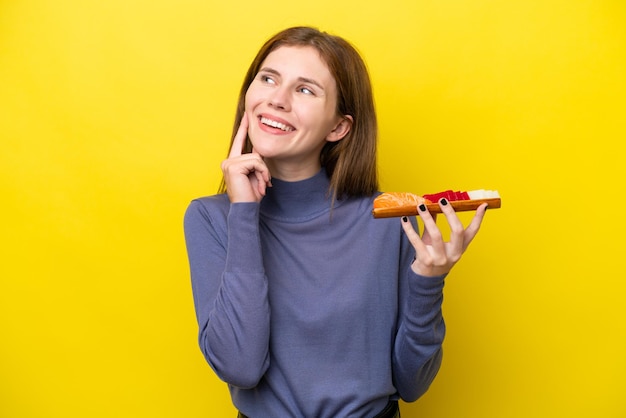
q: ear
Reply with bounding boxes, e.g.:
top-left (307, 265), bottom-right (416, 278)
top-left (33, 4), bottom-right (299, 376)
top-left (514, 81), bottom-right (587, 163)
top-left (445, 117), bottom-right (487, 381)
top-left (326, 115), bottom-right (353, 143)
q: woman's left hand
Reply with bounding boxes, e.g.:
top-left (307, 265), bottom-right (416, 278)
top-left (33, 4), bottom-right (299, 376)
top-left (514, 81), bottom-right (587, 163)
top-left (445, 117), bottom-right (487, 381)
top-left (401, 199), bottom-right (488, 277)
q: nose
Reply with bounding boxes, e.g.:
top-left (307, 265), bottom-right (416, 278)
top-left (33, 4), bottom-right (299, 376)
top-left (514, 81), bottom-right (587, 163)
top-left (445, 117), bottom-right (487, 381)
top-left (268, 86), bottom-right (291, 111)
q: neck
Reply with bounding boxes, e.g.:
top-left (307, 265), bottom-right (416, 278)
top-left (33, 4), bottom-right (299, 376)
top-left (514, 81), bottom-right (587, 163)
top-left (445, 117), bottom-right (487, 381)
top-left (265, 159), bottom-right (322, 182)
top-left (260, 168), bottom-right (335, 220)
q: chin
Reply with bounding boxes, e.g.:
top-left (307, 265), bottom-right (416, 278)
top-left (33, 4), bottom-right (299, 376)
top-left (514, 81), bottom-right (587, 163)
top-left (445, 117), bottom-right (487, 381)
top-left (249, 143), bottom-right (273, 158)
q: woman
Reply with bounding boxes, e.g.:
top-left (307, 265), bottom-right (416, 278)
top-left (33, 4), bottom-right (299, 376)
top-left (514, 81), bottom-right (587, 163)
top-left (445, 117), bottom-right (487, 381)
top-left (184, 26), bottom-right (487, 418)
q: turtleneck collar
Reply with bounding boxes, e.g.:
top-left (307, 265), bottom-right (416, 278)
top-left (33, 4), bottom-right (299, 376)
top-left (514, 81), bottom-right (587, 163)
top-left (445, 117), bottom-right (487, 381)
top-left (260, 169), bottom-right (338, 221)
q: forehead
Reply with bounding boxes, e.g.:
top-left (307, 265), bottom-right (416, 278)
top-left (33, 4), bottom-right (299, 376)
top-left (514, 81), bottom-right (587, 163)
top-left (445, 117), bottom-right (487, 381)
top-left (260, 45), bottom-right (336, 85)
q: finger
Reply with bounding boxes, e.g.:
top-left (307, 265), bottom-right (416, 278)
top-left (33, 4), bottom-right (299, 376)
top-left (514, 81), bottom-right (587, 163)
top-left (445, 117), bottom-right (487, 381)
top-left (221, 152), bottom-right (264, 176)
top-left (417, 203), bottom-right (445, 254)
top-left (251, 147), bottom-right (272, 187)
top-left (221, 155), bottom-right (269, 202)
top-left (420, 212), bottom-right (437, 245)
top-left (462, 203), bottom-right (488, 250)
top-left (401, 216), bottom-right (428, 255)
top-left (221, 154), bottom-right (268, 191)
top-left (254, 170), bottom-right (268, 197)
top-left (228, 114), bottom-right (250, 158)
top-left (437, 198), bottom-right (466, 256)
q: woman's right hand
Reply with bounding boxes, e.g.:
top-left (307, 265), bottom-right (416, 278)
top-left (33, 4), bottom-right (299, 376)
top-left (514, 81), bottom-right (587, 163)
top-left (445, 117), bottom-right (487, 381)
top-left (220, 114), bottom-right (272, 203)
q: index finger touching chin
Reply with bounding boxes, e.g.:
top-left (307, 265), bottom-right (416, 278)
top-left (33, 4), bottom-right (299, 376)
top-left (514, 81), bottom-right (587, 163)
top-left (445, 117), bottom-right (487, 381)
top-left (228, 114), bottom-right (250, 158)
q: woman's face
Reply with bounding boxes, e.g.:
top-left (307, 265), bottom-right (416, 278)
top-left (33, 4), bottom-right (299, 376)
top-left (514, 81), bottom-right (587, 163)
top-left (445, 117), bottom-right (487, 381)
top-left (244, 45), bottom-right (351, 179)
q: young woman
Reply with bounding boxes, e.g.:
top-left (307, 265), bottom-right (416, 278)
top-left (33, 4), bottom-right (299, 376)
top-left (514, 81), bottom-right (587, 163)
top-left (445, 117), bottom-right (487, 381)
top-left (184, 26), bottom-right (488, 418)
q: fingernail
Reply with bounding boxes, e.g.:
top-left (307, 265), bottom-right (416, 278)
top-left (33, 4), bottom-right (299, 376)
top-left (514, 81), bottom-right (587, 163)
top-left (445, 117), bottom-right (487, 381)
top-left (402, 216), bottom-right (408, 223)
top-left (440, 198), bottom-right (448, 206)
top-left (418, 204), bottom-right (427, 212)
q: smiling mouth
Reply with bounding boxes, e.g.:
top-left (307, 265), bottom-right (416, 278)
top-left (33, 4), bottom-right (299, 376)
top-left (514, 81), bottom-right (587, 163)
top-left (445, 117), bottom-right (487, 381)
top-left (260, 116), bottom-right (295, 132)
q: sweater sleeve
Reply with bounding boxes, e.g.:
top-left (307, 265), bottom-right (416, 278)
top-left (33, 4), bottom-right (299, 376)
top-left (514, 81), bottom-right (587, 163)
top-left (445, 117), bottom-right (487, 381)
top-left (183, 199), bottom-right (270, 388)
top-left (392, 226), bottom-right (447, 402)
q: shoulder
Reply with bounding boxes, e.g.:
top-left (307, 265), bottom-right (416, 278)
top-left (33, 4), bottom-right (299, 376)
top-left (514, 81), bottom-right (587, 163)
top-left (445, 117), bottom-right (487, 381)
top-left (184, 194), bottom-right (230, 232)
top-left (187, 194), bottom-right (230, 213)
top-left (341, 192), bottom-right (383, 216)
top-left (335, 192), bottom-right (399, 230)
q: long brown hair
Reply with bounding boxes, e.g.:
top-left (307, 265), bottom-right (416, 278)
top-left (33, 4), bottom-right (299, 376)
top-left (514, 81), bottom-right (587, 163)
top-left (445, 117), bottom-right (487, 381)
top-left (219, 26), bottom-right (378, 200)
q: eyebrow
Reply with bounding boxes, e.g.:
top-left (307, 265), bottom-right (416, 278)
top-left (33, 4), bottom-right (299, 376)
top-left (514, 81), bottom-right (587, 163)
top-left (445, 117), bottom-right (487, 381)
top-left (259, 67), bottom-right (325, 91)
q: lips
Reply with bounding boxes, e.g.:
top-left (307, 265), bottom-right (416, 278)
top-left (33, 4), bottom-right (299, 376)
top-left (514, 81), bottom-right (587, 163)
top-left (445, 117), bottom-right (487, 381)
top-left (259, 115), bottom-right (295, 132)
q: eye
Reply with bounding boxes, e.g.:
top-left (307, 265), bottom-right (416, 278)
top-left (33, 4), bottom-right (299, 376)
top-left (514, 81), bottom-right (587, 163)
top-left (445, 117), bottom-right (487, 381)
top-left (260, 74), bottom-right (276, 85)
top-left (298, 86), bottom-right (314, 95)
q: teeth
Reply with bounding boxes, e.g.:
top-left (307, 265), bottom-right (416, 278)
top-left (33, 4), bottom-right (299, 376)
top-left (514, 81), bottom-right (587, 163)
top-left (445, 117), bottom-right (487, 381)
top-left (261, 117), bottom-right (294, 132)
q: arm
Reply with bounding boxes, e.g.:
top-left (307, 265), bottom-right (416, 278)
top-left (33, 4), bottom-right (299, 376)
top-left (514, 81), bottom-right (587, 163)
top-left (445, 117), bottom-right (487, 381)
top-left (184, 199), bottom-right (270, 388)
top-left (394, 198), bottom-right (488, 400)
top-left (392, 219), bottom-right (446, 401)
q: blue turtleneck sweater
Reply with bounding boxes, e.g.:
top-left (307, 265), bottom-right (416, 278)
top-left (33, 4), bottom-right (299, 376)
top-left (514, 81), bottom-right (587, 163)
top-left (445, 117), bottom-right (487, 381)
top-left (183, 170), bottom-right (446, 418)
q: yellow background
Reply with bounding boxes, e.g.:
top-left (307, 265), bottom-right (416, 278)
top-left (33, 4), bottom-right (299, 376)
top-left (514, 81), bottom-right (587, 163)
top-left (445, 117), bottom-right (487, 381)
top-left (2, 0), bottom-right (625, 417)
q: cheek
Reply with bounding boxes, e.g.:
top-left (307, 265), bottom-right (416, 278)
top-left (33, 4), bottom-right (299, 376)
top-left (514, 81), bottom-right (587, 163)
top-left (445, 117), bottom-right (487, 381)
top-left (243, 89), bottom-right (253, 111)
top-left (244, 84), bottom-right (265, 110)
